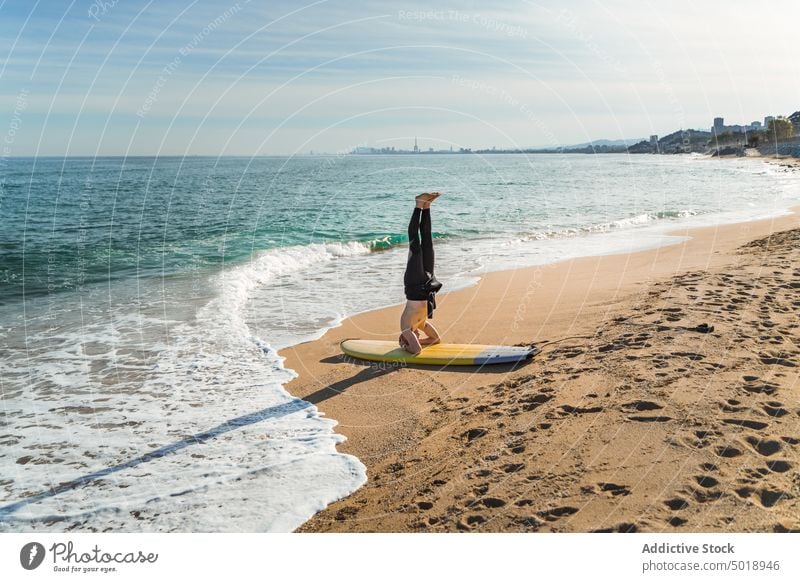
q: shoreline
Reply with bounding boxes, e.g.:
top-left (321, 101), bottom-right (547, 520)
top-left (279, 203), bottom-right (800, 533)
top-left (272, 153), bottom-right (797, 351)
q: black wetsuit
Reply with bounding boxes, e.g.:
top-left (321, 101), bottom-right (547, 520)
top-left (404, 207), bottom-right (443, 318)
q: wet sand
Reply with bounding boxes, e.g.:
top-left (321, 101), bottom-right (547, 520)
top-left (280, 205), bottom-right (800, 533)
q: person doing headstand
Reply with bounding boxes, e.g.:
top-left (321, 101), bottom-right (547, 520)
top-left (399, 192), bottom-right (443, 354)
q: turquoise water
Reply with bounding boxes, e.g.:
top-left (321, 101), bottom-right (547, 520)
top-left (4, 154), bottom-right (794, 304)
top-left (0, 153), bottom-right (798, 532)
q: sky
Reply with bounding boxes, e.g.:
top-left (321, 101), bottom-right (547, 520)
top-left (1, 0), bottom-right (799, 156)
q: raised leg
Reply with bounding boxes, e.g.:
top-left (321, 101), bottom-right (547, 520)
top-left (404, 207), bottom-right (427, 288)
top-left (420, 207), bottom-right (434, 275)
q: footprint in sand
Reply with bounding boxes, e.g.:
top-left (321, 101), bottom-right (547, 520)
top-left (687, 487), bottom-right (723, 503)
top-left (469, 468), bottom-right (492, 478)
top-left (735, 485), bottom-right (755, 499)
top-left (762, 403), bottom-right (789, 418)
top-left (628, 415), bottom-right (673, 423)
top-left (664, 497), bottom-right (690, 511)
top-left (560, 347), bottom-right (585, 359)
top-left (472, 483), bottom-right (490, 496)
top-left (773, 524), bottom-right (800, 533)
top-left (766, 460), bottom-right (791, 473)
top-left (652, 357), bottom-right (670, 369)
top-left (719, 400), bottom-right (747, 413)
top-left (598, 482), bottom-right (631, 497)
top-left (463, 427), bottom-right (489, 443)
top-left (621, 400), bottom-right (664, 412)
top-left (537, 506), bottom-right (579, 522)
top-left (741, 376), bottom-right (779, 395)
top-left (735, 487), bottom-right (790, 508)
top-left (695, 429), bottom-right (720, 441)
top-left (694, 475), bottom-right (719, 488)
top-left (519, 393), bottom-right (553, 411)
top-left (591, 523), bottom-right (639, 533)
top-left (742, 467), bottom-right (770, 481)
top-left (704, 361), bottom-right (727, 371)
top-left (744, 436), bottom-right (782, 456)
top-left (457, 514), bottom-right (488, 530)
top-left (722, 418), bottom-right (769, 430)
top-left (513, 516), bottom-right (542, 530)
top-left (671, 351), bottom-right (705, 361)
top-left (334, 506), bottom-right (360, 520)
top-left (559, 404), bottom-right (603, 415)
top-left (759, 352), bottom-right (796, 367)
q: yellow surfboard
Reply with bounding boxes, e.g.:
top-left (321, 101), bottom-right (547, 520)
top-left (340, 339), bottom-right (537, 366)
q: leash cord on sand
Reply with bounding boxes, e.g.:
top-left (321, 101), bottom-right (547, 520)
top-left (536, 335), bottom-right (598, 350)
top-left (522, 319), bottom-right (719, 353)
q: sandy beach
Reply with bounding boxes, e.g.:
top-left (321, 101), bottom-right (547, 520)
top-left (281, 202), bottom-right (800, 533)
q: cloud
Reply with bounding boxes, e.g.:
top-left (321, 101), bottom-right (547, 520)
top-left (2, 0), bottom-right (799, 154)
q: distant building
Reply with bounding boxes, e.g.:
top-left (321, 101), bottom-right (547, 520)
top-left (649, 134), bottom-right (659, 153)
top-left (413, 137), bottom-right (419, 153)
top-left (711, 116), bottom-right (762, 139)
top-left (765, 116), bottom-right (775, 129)
top-left (789, 111), bottom-right (800, 136)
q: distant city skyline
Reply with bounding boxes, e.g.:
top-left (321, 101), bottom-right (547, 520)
top-left (1, 1), bottom-right (799, 156)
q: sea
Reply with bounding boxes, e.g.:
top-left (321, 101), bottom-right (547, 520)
top-left (1, 153), bottom-right (798, 532)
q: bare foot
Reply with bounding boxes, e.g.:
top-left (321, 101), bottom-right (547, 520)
top-left (415, 192), bottom-right (442, 205)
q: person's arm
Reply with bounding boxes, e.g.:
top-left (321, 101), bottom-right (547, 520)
top-left (399, 328), bottom-right (423, 354)
top-left (419, 321), bottom-right (441, 346)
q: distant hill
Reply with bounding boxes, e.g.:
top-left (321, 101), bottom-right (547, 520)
top-left (627, 129), bottom-right (712, 154)
top-left (565, 138), bottom-right (646, 148)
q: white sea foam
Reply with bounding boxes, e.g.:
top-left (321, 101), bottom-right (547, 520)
top-left (0, 243), bottom-right (368, 532)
